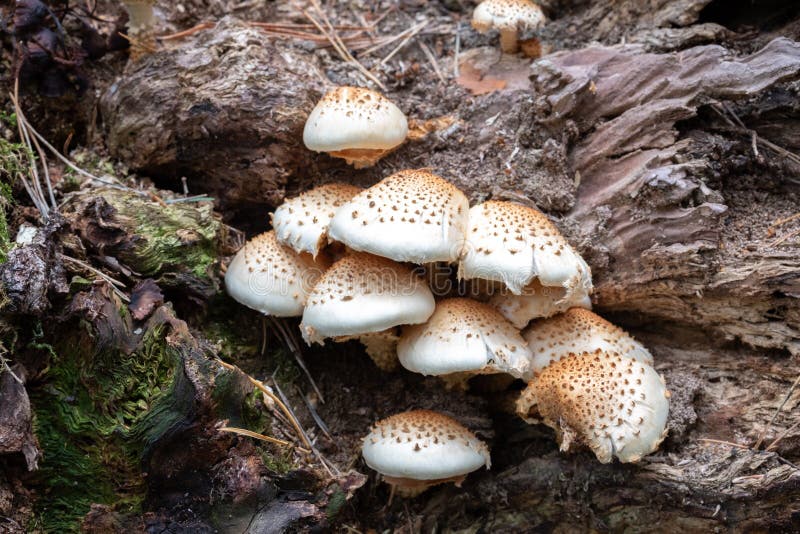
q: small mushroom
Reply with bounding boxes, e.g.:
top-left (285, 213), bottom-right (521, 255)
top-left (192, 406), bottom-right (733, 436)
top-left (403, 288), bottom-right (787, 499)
top-left (272, 183), bottom-right (363, 258)
top-left (459, 200), bottom-right (592, 297)
top-left (471, 0), bottom-right (546, 54)
top-left (224, 231), bottom-right (328, 317)
top-left (121, 0), bottom-right (157, 59)
top-left (300, 253), bottom-right (435, 369)
top-left (361, 410), bottom-right (491, 497)
top-left (523, 308), bottom-right (654, 373)
top-left (398, 298), bottom-right (533, 386)
top-left (303, 86), bottom-right (408, 168)
top-left (328, 169), bottom-right (469, 264)
top-left (490, 279), bottom-right (592, 329)
top-left (516, 350), bottom-right (670, 463)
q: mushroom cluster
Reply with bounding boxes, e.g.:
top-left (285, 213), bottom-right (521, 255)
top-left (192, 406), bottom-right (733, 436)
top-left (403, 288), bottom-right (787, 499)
top-left (225, 85), bottom-right (670, 497)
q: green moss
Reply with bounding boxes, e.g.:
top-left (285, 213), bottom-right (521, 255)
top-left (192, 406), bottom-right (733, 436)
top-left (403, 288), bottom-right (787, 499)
top-left (29, 310), bottom-right (181, 531)
top-left (0, 121), bottom-right (25, 263)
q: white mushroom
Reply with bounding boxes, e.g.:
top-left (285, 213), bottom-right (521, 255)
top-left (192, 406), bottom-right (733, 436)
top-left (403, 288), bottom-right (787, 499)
top-left (523, 308), bottom-right (654, 373)
top-left (328, 169), bottom-right (469, 264)
top-left (472, 0), bottom-right (546, 54)
top-left (272, 183), bottom-right (363, 258)
top-left (303, 86), bottom-right (408, 168)
top-left (300, 253), bottom-right (435, 369)
top-left (121, 0), bottom-right (157, 59)
top-left (516, 350), bottom-right (670, 463)
top-left (459, 200), bottom-right (592, 297)
top-left (224, 231), bottom-right (328, 317)
top-left (362, 410), bottom-right (491, 497)
top-left (398, 298), bottom-right (533, 384)
top-left (490, 279), bottom-right (592, 329)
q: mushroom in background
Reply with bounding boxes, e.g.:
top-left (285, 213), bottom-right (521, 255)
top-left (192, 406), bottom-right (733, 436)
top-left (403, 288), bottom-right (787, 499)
top-left (303, 86), bottom-right (409, 168)
top-left (361, 410), bottom-right (491, 498)
top-left (490, 279), bottom-right (592, 329)
top-left (459, 200), bottom-right (592, 298)
top-left (272, 183), bottom-right (363, 258)
top-left (523, 308), bottom-right (655, 373)
top-left (328, 169), bottom-right (469, 264)
top-left (398, 298), bottom-right (533, 389)
top-left (471, 0), bottom-right (546, 54)
top-left (224, 231), bottom-right (328, 317)
top-left (516, 350), bottom-right (670, 463)
top-left (300, 253), bottom-right (435, 370)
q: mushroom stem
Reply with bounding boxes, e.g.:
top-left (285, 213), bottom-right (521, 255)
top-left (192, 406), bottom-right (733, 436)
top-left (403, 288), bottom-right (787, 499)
top-left (121, 1), bottom-right (157, 60)
top-left (499, 28), bottom-right (520, 54)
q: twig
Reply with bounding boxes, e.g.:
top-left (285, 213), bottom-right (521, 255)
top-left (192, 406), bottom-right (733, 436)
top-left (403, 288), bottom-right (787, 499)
top-left (765, 420), bottom-right (800, 452)
top-left (770, 213), bottom-right (800, 229)
top-left (220, 426), bottom-right (294, 447)
top-left (698, 438), bottom-right (750, 449)
top-left (771, 228), bottom-right (800, 247)
top-left (0, 350), bottom-right (23, 385)
top-left (58, 254), bottom-right (130, 302)
top-left (754, 374), bottom-right (800, 450)
top-left (158, 22), bottom-right (216, 41)
top-left (216, 359), bottom-right (312, 450)
top-left (418, 41), bottom-right (445, 84)
top-left (453, 22), bottom-right (461, 78)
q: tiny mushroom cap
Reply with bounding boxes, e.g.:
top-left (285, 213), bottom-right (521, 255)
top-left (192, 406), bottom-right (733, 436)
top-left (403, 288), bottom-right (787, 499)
top-left (303, 86), bottom-right (408, 168)
top-left (272, 183), bottom-right (363, 258)
top-left (398, 298), bottom-right (533, 380)
top-left (516, 350), bottom-right (670, 463)
top-left (361, 410), bottom-right (491, 496)
top-left (459, 200), bottom-right (592, 296)
top-left (225, 231), bottom-right (327, 317)
top-left (328, 170), bottom-right (470, 263)
top-left (472, 0), bottom-right (546, 54)
top-left (490, 279), bottom-right (592, 329)
top-left (523, 308), bottom-right (654, 373)
top-left (300, 253), bottom-right (435, 344)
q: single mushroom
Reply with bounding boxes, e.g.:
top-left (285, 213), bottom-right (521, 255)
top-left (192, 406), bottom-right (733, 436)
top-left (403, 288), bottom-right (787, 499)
top-left (471, 0), bottom-right (546, 54)
top-left (398, 298), bottom-right (533, 388)
top-left (459, 200), bottom-right (592, 297)
top-left (523, 308), bottom-right (654, 373)
top-left (361, 410), bottom-right (491, 497)
top-left (121, 1), bottom-right (157, 59)
top-left (300, 252), bottom-right (435, 370)
top-left (303, 86), bottom-right (408, 168)
top-left (490, 279), bottom-right (592, 329)
top-left (224, 231), bottom-right (328, 317)
top-left (516, 350), bottom-right (670, 463)
top-left (328, 169), bottom-right (469, 264)
top-left (272, 183), bottom-right (363, 258)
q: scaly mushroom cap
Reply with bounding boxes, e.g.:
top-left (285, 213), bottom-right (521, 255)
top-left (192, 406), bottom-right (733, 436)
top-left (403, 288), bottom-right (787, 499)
top-left (362, 410), bottom-right (491, 482)
top-left (328, 170), bottom-right (469, 263)
top-left (523, 308), bottom-right (654, 373)
top-left (272, 183), bottom-right (363, 258)
top-left (225, 231), bottom-right (327, 317)
top-left (516, 350), bottom-right (670, 463)
top-left (459, 201), bottom-right (592, 296)
top-left (301, 253), bottom-right (435, 343)
top-left (398, 298), bottom-right (532, 379)
top-left (490, 279), bottom-right (592, 329)
top-left (472, 0), bottom-right (546, 33)
top-left (303, 86), bottom-right (408, 168)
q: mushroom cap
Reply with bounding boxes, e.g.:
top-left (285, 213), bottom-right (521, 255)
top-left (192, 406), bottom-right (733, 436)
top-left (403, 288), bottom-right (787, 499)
top-left (328, 170), bottom-right (470, 263)
top-left (300, 253), bottom-right (435, 343)
top-left (516, 350), bottom-right (669, 463)
top-left (472, 0), bottom-right (546, 33)
top-left (398, 298), bottom-right (532, 379)
top-left (490, 279), bottom-right (592, 329)
top-left (272, 183), bottom-right (363, 257)
top-left (459, 201), bottom-right (592, 295)
top-left (362, 410), bottom-right (491, 480)
top-left (224, 231), bottom-right (327, 317)
top-left (523, 308), bottom-right (654, 373)
top-left (303, 86), bottom-right (408, 152)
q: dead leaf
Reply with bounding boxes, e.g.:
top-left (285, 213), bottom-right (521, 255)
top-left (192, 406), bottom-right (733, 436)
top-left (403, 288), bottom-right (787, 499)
top-left (407, 115), bottom-right (459, 141)
top-left (456, 62), bottom-right (507, 96)
top-left (128, 279), bottom-right (164, 321)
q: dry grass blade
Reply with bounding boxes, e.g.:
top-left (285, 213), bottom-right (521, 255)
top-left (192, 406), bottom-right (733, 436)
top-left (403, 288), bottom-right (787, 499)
top-left (698, 438), bottom-right (750, 449)
top-left (10, 81), bottom-right (50, 218)
top-left (268, 316), bottom-right (325, 403)
top-left (220, 426), bottom-right (294, 447)
top-left (754, 373), bottom-right (800, 450)
top-left (297, 385), bottom-right (333, 442)
top-left (380, 21), bottom-right (429, 66)
top-left (216, 359), bottom-right (313, 450)
top-left (419, 41), bottom-right (445, 83)
top-left (58, 254), bottom-right (131, 303)
top-left (765, 420), bottom-right (800, 452)
top-left (772, 228), bottom-right (800, 247)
